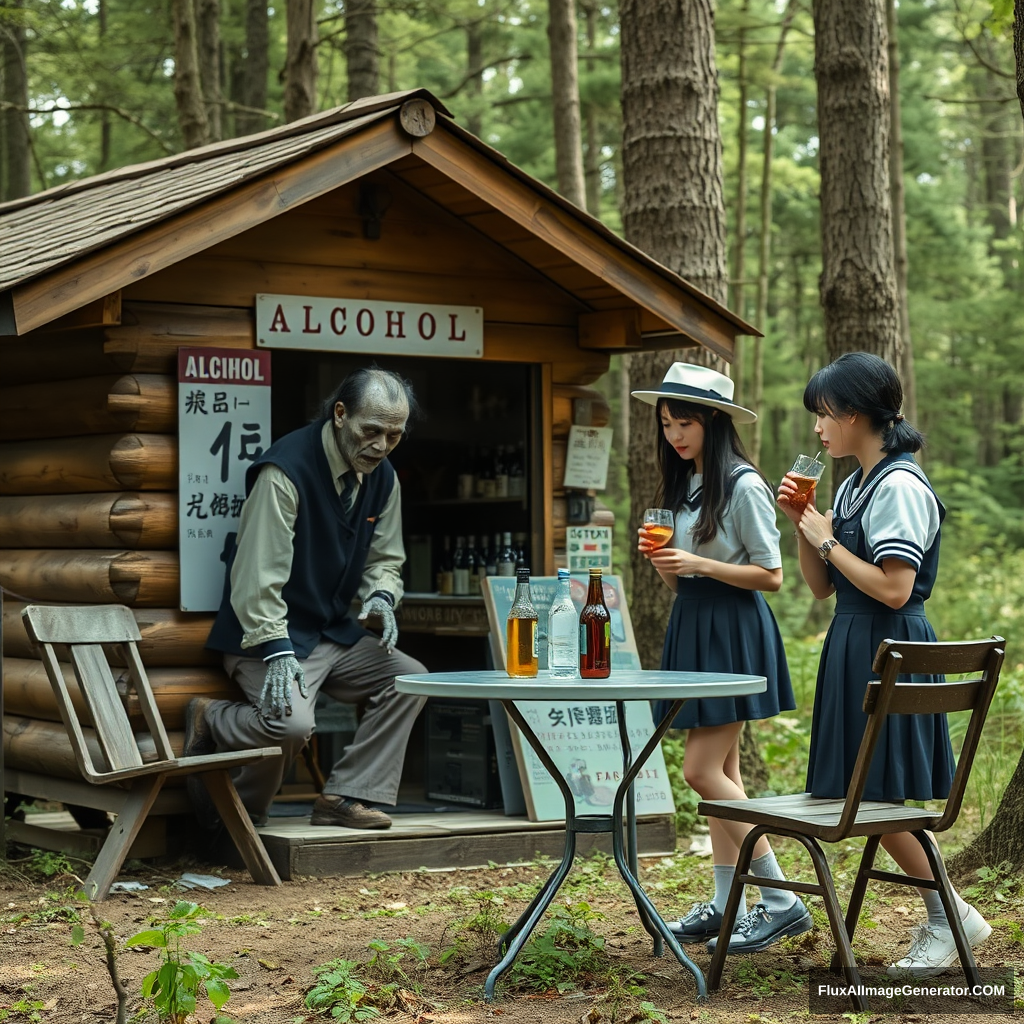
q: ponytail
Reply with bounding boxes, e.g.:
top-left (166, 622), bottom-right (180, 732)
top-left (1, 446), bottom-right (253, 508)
top-left (882, 413), bottom-right (926, 454)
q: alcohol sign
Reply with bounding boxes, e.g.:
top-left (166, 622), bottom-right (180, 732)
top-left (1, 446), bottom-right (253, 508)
top-left (177, 348), bottom-right (272, 612)
top-left (562, 425), bottom-right (613, 490)
top-left (255, 293), bottom-right (483, 359)
top-left (566, 526), bottom-right (613, 572)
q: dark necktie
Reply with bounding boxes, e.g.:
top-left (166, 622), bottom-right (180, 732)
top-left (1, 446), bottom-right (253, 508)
top-left (340, 471), bottom-right (357, 516)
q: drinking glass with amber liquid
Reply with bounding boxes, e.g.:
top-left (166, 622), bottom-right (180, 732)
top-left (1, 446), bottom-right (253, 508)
top-left (786, 454), bottom-right (826, 514)
top-left (579, 568), bottom-right (611, 678)
top-left (641, 508), bottom-right (675, 551)
top-left (506, 567), bottom-right (539, 677)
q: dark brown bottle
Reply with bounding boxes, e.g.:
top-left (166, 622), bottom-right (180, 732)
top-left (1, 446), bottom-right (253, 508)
top-left (579, 568), bottom-right (611, 678)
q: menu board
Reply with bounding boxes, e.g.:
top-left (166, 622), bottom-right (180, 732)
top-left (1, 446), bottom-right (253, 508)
top-left (481, 576), bottom-right (675, 822)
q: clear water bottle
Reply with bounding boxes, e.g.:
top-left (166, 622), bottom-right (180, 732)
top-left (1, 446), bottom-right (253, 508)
top-left (547, 568), bottom-right (579, 679)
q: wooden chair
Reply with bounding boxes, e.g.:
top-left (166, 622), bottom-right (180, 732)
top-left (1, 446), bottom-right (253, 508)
top-left (701, 637), bottom-right (1005, 1011)
top-left (22, 604), bottom-right (284, 900)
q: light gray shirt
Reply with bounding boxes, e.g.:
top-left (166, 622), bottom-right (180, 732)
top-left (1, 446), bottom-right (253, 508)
top-left (850, 469), bottom-right (940, 571)
top-left (672, 468), bottom-right (782, 572)
top-left (231, 420), bottom-right (406, 650)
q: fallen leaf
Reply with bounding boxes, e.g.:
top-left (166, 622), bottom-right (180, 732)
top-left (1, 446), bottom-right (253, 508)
top-left (893, 905), bottom-right (910, 916)
top-left (257, 959), bottom-right (281, 971)
top-left (690, 1011), bottom-right (700, 1020)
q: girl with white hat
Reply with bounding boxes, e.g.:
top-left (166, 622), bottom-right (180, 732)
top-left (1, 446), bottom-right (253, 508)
top-left (632, 362), bottom-right (810, 954)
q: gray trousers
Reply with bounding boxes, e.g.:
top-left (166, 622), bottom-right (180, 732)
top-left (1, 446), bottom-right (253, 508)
top-left (207, 637), bottom-right (427, 821)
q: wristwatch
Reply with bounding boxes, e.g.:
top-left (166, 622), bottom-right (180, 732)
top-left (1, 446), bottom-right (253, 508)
top-left (818, 538), bottom-right (839, 561)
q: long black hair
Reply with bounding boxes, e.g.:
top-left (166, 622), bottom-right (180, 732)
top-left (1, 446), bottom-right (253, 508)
top-left (655, 398), bottom-right (770, 546)
top-left (803, 352), bottom-right (924, 453)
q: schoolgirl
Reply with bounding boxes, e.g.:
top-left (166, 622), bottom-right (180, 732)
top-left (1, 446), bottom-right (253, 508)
top-left (632, 363), bottom-right (810, 954)
top-left (779, 351), bottom-right (990, 977)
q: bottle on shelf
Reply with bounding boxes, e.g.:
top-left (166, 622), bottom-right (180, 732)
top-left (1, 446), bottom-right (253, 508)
top-left (467, 535), bottom-right (481, 595)
top-left (475, 448), bottom-right (490, 499)
top-left (453, 536), bottom-right (470, 595)
top-left (547, 567), bottom-right (579, 679)
top-left (457, 449), bottom-right (475, 500)
top-left (508, 443), bottom-right (525, 499)
top-left (437, 535), bottom-right (454, 595)
top-left (497, 531), bottom-right (517, 577)
top-left (486, 532), bottom-right (500, 576)
top-left (475, 535), bottom-right (490, 590)
top-left (506, 567), bottom-right (538, 678)
top-left (494, 445), bottom-right (509, 498)
top-left (579, 567), bottom-right (611, 678)
top-left (513, 532), bottom-right (529, 571)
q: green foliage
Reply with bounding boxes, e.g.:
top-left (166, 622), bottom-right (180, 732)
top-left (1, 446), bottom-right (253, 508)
top-left (438, 889), bottom-right (509, 965)
top-left (126, 901), bottom-right (238, 1024)
top-left (0, 997), bottom-right (47, 1023)
top-left (25, 850), bottom-right (73, 879)
top-left (364, 936), bottom-right (430, 990)
top-left (658, 733), bottom-right (701, 835)
top-left (305, 960), bottom-right (379, 1022)
top-left (508, 901), bottom-right (607, 993)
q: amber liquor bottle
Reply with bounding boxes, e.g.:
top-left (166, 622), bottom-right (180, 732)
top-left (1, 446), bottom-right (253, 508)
top-left (505, 567), bottom-right (539, 677)
top-left (579, 568), bottom-right (611, 678)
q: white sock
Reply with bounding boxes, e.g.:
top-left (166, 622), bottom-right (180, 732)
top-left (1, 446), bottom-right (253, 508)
top-left (751, 851), bottom-right (797, 912)
top-left (921, 887), bottom-right (970, 929)
top-left (712, 863), bottom-right (738, 913)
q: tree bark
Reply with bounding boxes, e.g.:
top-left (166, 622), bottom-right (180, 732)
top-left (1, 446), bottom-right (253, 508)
top-left (548, 0), bottom-right (586, 208)
top-left (171, 0), bottom-right (210, 149)
top-left (285, 0), bottom-right (318, 121)
top-left (731, 0), bottom-right (749, 409)
top-left (465, 19), bottom-right (484, 137)
top-left (950, 747), bottom-right (1024, 876)
top-left (344, 0), bottom-right (378, 102)
top-left (581, 0), bottom-right (602, 216)
top-left (235, 0), bottom-right (269, 136)
top-left (1016, 0), bottom-right (1024, 123)
top-left (197, 0), bottom-right (222, 141)
top-left (887, 0), bottom-right (915, 427)
top-left (812, 0), bottom-right (900, 366)
top-left (1, 0), bottom-right (30, 200)
top-left (98, 0), bottom-right (111, 169)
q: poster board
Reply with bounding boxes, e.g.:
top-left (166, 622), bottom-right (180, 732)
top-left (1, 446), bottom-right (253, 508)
top-left (482, 576), bottom-right (675, 822)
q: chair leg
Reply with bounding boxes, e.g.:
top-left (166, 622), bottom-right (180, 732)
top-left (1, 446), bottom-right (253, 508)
top-left (707, 824), bottom-right (765, 992)
top-left (829, 834), bottom-right (881, 976)
top-left (912, 830), bottom-right (981, 988)
top-left (201, 771), bottom-right (282, 886)
top-left (793, 835), bottom-right (866, 1012)
top-left (84, 776), bottom-right (165, 901)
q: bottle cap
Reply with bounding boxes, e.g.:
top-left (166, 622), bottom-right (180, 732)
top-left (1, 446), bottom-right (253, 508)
top-left (516, 567), bottom-right (530, 582)
top-left (589, 567), bottom-right (602, 577)
top-left (557, 567), bottom-right (570, 580)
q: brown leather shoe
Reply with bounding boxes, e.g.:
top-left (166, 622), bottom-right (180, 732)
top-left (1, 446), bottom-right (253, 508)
top-left (310, 795), bottom-right (392, 830)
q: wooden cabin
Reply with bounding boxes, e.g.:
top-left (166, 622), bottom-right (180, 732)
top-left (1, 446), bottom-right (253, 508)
top-left (0, 89), bottom-right (756, 874)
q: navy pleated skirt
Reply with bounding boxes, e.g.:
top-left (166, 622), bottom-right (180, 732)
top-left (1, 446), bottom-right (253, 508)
top-left (655, 576), bottom-right (795, 729)
top-left (806, 598), bottom-right (955, 802)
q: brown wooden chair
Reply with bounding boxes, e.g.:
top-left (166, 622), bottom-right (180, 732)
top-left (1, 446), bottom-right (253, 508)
top-left (22, 604), bottom-right (284, 900)
top-left (700, 637), bottom-right (1005, 1011)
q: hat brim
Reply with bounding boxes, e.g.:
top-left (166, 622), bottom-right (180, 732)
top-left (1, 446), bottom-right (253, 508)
top-left (630, 389), bottom-right (758, 424)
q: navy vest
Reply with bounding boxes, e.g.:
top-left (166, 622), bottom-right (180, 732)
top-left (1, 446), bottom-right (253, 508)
top-left (206, 420), bottom-right (396, 658)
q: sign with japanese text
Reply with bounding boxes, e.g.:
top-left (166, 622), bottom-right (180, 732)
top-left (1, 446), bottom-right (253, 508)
top-left (566, 526), bottom-right (613, 572)
top-left (482, 576), bottom-right (673, 821)
top-left (255, 293), bottom-right (483, 359)
top-left (562, 425), bottom-right (613, 490)
top-left (177, 348), bottom-right (272, 612)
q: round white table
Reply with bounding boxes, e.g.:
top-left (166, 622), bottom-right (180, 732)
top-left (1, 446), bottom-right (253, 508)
top-left (396, 669), bottom-right (767, 1000)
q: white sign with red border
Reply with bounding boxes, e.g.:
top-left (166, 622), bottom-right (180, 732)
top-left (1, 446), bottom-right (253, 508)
top-left (177, 348), bottom-right (272, 612)
top-left (255, 293), bottom-right (483, 358)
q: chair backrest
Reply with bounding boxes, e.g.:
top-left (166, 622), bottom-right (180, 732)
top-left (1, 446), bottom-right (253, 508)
top-left (21, 604), bottom-right (175, 783)
top-left (836, 636), bottom-right (1005, 837)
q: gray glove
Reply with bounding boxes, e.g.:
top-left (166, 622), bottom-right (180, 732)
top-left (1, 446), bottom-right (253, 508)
top-left (359, 593), bottom-right (398, 654)
top-left (260, 654), bottom-right (307, 718)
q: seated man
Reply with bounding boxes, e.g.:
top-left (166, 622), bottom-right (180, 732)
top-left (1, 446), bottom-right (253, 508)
top-left (195, 366), bottom-right (427, 830)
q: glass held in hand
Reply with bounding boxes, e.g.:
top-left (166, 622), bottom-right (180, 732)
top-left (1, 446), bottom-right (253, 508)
top-left (641, 508), bottom-right (674, 551)
top-left (785, 454), bottom-right (826, 514)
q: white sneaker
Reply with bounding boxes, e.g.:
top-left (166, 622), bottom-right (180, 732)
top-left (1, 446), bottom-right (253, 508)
top-left (886, 905), bottom-right (992, 979)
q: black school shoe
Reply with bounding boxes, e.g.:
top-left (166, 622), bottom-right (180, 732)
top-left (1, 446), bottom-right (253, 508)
top-left (705, 900), bottom-right (813, 954)
top-left (669, 901), bottom-right (729, 943)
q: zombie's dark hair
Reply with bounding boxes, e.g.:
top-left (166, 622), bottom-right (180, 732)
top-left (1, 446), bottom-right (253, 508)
top-left (655, 398), bottom-right (771, 546)
top-left (803, 351), bottom-right (924, 453)
top-left (320, 365), bottom-right (420, 426)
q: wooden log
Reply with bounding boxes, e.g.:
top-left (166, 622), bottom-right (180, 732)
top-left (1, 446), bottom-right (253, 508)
top-left (552, 385), bottom-right (611, 438)
top-left (0, 550), bottom-right (178, 607)
top-left (552, 439), bottom-right (567, 489)
top-left (0, 493), bottom-right (176, 549)
top-left (3, 714), bottom-right (184, 781)
top-left (4, 603), bottom-right (218, 667)
top-left (0, 331), bottom-right (114, 386)
top-left (0, 434), bottom-right (177, 494)
top-left (2, 657), bottom-right (237, 729)
top-left (0, 374), bottom-right (176, 440)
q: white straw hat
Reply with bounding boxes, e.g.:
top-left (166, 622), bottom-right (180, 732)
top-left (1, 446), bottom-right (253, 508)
top-left (630, 362), bottom-right (757, 424)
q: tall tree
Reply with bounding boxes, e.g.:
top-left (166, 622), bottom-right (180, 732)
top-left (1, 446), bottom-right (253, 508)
top-left (620, 0), bottom-right (729, 672)
top-left (813, 0), bottom-right (900, 366)
top-left (197, 0), bottom-right (222, 141)
top-left (580, 0), bottom-right (602, 216)
top-left (344, 0), bottom-right (378, 101)
top-left (1, 0), bottom-right (30, 199)
top-left (171, 0), bottom-right (210, 148)
top-left (235, 0), bottom-right (269, 136)
top-left (1017, 0), bottom-right (1024, 121)
top-left (548, 0), bottom-right (586, 208)
top-left (465, 19), bottom-right (484, 137)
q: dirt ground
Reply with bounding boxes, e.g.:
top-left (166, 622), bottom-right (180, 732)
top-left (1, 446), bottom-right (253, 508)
top-left (1, 842), bottom-right (1021, 1024)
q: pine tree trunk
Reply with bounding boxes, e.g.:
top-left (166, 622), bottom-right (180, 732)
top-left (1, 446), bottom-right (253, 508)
top-left (887, 0), bottom-right (915, 427)
top-left (581, 1), bottom-right (602, 216)
top-left (548, 0), bottom-right (586, 208)
top-left (171, 0), bottom-right (210, 148)
top-left (465, 20), bottom-right (483, 137)
top-left (731, 0), bottom-right (749, 409)
top-left (1, 0), bottom-right (30, 200)
top-left (813, 0), bottom-right (900, 365)
top-left (344, 0), bottom-right (378, 102)
top-left (197, 0), bottom-right (222, 141)
top-left (950, 749), bottom-right (1024, 876)
top-left (235, 0), bottom-right (269, 136)
top-left (1016, 0), bottom-right (1024, 123)
top-left (99, 0), bottom-right (111, 168)
top-left (285, 0), bottom-right (318, 121)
